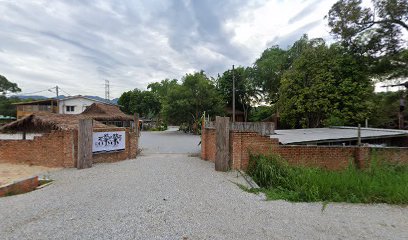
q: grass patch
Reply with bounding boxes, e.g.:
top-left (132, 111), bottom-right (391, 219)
top-left (247, 154), bottom-right (408, 204)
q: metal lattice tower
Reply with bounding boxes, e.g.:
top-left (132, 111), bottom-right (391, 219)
top-left (105, 80), bottom-right (110, 101)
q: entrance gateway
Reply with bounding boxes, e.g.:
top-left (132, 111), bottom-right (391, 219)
top-left (77, 116), bottom-right (139, 169)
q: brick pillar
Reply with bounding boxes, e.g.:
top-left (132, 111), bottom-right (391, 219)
top-left (355, 147), bottom-right (370, 169)
top-left (229, 131), bottom-right (242, 170)
top-left (201, 118), bottom-right (207, 160)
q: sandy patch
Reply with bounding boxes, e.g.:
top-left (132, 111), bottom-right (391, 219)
top-left (0, 163), bottom-right (60, 186)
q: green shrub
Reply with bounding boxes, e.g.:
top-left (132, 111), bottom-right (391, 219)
top-left (247, 153), bottom-right (408, 204)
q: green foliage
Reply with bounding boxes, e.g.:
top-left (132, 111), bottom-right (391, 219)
top-left (369, 90), bottom-right (408, 128)
top-left (216, 66), bottom-right (260, 121)
top-left (149, 121), bottom-right (168, 131)
top-left (0, 96), bottom-right (19, 117)
top-left (0, 75), bottom-right (21, 95)
top-left (249, 106), bottom-right (275, 122)
top-left (327, 0), bottom-right (408, 79)
top-left (118, 89), bottom-right (161, 117)
top-left (252, 46), bottom-right (289, 103)
top-left (278, 38), bottom-right (374, 128)
top-left (147, 79), bottom-right (179, 101)
top-left (0, 76), bottom-right (21, 117)
top-left (324, 115), bottom-right (346, 127)
top-left (119, 72), bottom-right (224, 132)
top-left (117, 90), bottom-right (132, 113)
top-left (163, 71), bottom-right (225, 127)
top-left (247, 154), bottom-right (408, 204)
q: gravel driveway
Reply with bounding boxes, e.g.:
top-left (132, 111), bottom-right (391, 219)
top-left (139, 127), bottom-right (201, 154)
top-left (1, 130), bottom-right (407, 239)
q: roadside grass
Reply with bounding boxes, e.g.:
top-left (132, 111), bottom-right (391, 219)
top-left (247, 154), bottom-right (408, 204)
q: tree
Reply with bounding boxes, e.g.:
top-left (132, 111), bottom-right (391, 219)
top-left (147, 79), bottom-right (179, 120)
top-left (0, 75), bottom-right (21, 117)
top-left (369, 90), bottom-right (408, 128)
top-left (147, 79), bottom-right (179, 101)
top-left (0, 75), bottom-right (21, 95)
top-left (164, 71), bottom-right (225, 129)
top-left (216, 66), bottom-right (261, 121)
top-left (117, 90), bottom-right (132, 114)
top-left (252, 46), bottom-right (288, 103)
top-left (249, 106), bottom-right (275, 122)
top-left (0, 96), bottom-right (19, 117)
top-left (327, 0), bottom-right (408, 79)
top-left (118, 89), bottom-right (161, 118)
top-left (278, 38), bottom-right (374, 128)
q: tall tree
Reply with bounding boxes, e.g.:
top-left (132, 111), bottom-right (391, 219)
top-left (216, 66), bottom-right (260, 121)
top-left (118, 89), bottom-right (161, 118)
top-left (278, 38), bottom-right (374, 128)
top-left (0, 75), bottom-right (21, 95)
top-left (147, 79), bottom-right (179, 100)
top-left (117, 90), bottom-right (132, 114)
top-left (327, 0), bottom-right (408, 79)
top-left (0, 75), bottom-right (21, 117)
top-left (252, 46), bottom-right (288, 103)
top-left (164, 71), bottom-right (224, 127)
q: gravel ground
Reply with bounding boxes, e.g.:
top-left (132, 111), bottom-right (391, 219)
top-left (139, 127), bottom-right (201, 154)
top-left (1, 130), bottom-right (407, 239)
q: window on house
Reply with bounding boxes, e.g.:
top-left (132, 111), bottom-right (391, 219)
top-left (66, 106), bottom-right (75, 112)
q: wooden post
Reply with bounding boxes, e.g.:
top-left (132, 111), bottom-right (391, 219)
top-left (77, 119), bottom-right (93, 169)
top-left (215, 116), bottom-right (230, 171)
top-left (134, 113), bottom-right (140, 136)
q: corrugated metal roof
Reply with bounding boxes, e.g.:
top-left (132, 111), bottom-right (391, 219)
top-left (0, 115), bottom-right (16, 120)
top-left (272, 127), bottom-right (408, 144)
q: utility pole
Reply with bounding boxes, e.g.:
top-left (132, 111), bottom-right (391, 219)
top-left (105, 80), bottom-right (110, 101)
top-left (55, 85), bottom-right (59, 114)
top-left (55, 85), bottom-right (59, 99)
top-left (232, 65), bottom-right (235, 123)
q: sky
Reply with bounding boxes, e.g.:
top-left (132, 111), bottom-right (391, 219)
top-left (0, 0), bottom-right (339, 99)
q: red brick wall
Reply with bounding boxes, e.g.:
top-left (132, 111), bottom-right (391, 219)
top-left (201, 128), bottom-right (408, 171)
top-left (371, 148), bottom-right (408, 164)
top-left (201, 127), bottom-right (216, 162)
top-left (269, 145), bottom-right (357, 170)
top-left (230, 131), bottom-right (356, 170)
top-left (0, 127), bottom-right (139, 168)
top-left (0, 131), bottom-right (75, 167)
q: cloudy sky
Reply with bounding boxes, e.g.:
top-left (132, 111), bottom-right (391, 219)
top-left (0, 0), bottom-right (338, 99)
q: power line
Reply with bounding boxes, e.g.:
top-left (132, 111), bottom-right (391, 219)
top-left (58, 87), bottom-right (72, 97)
top-left (8, 87), bottom-right (54, 97)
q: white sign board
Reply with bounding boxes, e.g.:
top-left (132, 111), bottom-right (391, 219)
top-left (92, 131), bottom-right (126, 153)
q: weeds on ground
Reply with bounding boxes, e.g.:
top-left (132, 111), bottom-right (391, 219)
top-left (247, 154), bottom-right (408, 204)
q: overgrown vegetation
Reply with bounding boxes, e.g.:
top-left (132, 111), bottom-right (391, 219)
top-left (247, 154), bottom-right (408, 204)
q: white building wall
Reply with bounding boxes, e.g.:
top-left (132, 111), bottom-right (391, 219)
top-left (58, 97), bottom-right (98, 114)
